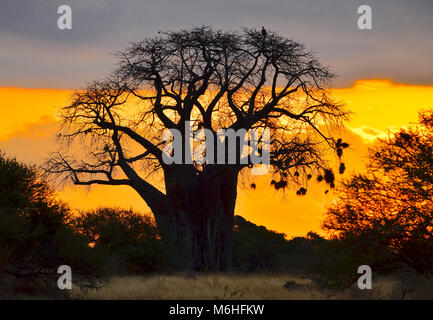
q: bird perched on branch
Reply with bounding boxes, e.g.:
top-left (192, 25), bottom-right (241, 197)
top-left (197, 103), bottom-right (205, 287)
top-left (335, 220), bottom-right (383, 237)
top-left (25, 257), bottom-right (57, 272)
top-left (261, 26), bottom-right (267, 37)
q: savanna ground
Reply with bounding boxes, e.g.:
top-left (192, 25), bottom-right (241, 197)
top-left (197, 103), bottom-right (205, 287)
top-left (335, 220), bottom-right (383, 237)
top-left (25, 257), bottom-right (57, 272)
top-left (72, 272), bottom-right (433, 300)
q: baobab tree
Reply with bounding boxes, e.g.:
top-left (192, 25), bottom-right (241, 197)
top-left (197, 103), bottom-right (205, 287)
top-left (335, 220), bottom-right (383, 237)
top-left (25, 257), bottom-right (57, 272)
top-left (44, 27), bottom-right (347, 271)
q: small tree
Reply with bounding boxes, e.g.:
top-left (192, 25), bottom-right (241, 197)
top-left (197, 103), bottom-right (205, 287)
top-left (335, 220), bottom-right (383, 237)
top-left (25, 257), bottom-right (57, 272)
top-left (72, 208), bottom-right (166, 273)
top-left (0, 152), bottom-right (100, 295)
top-left (45, 27), bottom-right (346, 271)
top-left (323, 110), bottom-right (433, 275)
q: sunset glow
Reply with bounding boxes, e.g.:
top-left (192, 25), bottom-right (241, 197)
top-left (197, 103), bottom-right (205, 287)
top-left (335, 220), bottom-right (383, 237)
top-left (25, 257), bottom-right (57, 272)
top-left (1, 79), bottom-right (433, 237)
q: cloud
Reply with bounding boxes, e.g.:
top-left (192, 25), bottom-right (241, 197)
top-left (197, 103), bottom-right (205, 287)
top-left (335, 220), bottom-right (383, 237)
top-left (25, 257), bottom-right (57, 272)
top-left (2, 114), bottom-right (58, 140)
top-left (0, 115), bottom-right (58, 164)
top-left (1, 0), bottom-right (432, 87)
top-left (347, 126), bottom-right (386, 143)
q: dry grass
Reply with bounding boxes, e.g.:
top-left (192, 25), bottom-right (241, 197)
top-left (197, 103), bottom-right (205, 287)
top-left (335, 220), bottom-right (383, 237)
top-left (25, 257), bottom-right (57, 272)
top-left (71, 272), bottom-right (433, 300)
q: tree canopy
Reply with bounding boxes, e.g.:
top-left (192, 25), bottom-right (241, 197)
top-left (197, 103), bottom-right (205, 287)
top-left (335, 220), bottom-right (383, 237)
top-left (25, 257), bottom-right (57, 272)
top-left (324, 110), bottom-right (433, 275)
top-left (45, 26), bottom-right (346, 192)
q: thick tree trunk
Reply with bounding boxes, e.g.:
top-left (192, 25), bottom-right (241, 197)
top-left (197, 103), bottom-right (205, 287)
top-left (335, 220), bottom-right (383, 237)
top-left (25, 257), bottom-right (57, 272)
top-left (158, 165), bottom-right (238, 271)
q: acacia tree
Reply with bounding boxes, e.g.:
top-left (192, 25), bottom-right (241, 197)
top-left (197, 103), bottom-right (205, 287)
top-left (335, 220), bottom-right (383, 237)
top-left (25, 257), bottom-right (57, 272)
top-left (45, 27), bottom-right (346, 271)
top-left (323, 110), bottom-right (433, 274)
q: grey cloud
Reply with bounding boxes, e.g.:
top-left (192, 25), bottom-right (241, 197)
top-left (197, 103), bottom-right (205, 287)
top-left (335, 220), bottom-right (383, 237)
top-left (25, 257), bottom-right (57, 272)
top-left (0, 0), bottom-right (432, 88)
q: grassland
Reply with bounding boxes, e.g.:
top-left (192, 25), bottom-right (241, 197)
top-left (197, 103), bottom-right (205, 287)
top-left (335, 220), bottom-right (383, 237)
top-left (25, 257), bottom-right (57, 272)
top-left (71, 272), bottom-right (433, 300)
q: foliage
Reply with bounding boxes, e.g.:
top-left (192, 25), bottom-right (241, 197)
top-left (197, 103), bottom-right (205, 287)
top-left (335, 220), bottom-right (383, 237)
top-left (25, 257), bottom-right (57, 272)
top-left (321, 110), bottom-right (433, 287)
top-left (233, 216), bottom-right (324, 273)
top-left (71, 208), bottom-right (167, 274)
top-left (0, 152), bottom-right (103, 296)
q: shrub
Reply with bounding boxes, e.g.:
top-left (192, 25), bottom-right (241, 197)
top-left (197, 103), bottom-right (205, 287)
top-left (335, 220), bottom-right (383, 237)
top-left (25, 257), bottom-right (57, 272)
top-left (0, 152), bottom-right (103, 296)
top-left (71, 207), bottom-right (167, 274)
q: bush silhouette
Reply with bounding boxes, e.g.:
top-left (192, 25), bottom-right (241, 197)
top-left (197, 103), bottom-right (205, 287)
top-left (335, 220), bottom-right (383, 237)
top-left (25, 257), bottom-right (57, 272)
top-left (72, 208), bottom-right (167, 274)
top-left (233, 216), bottom-right (323, 273)
top-left (0, 152), bottom-right (102, 296)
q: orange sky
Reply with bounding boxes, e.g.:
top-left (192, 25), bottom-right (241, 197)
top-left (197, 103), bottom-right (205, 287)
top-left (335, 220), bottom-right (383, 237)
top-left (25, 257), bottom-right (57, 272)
top-left (1, 79), bottom-right (433, 238)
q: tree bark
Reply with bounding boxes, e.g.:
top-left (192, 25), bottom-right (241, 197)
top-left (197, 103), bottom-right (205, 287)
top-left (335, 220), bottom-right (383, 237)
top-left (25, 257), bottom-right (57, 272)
top-left (158, 165), bottom-right (238, 271)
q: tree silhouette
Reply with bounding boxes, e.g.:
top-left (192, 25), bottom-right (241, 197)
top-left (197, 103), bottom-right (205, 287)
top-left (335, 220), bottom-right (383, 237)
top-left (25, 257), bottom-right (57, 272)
top-left (0, 152), bottom-right (100, 295)
top-left (44, 27), bottom-right (346, 271)
top-left (324, 110), bottom-right (433, 275)
top-left (72, 208), bottom-right (166, 273)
